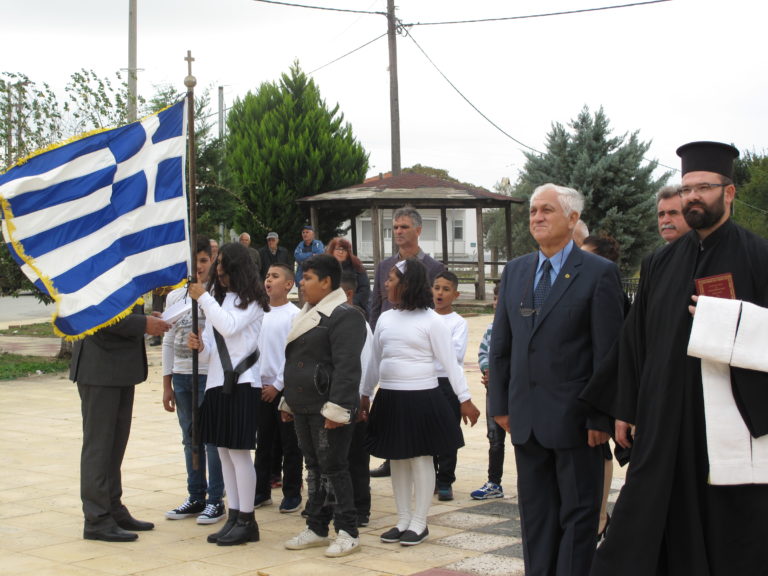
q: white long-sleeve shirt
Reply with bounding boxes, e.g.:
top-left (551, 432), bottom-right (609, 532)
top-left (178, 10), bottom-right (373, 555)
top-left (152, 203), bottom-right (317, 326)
top-left (196, 291), bottom-right (265, 391)
top-left (433, 310), bottom-right (468, 377)
top-left (258, 302), bottom-right (299, 391)
top-left (365, 308), bottom-right (471, 402)
top-left (162, 286), bottom-right (208, 376)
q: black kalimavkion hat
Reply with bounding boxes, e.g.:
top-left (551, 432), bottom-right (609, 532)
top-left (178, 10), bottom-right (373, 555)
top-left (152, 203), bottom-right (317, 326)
top-left (676, 141), bottom-right (739, 179)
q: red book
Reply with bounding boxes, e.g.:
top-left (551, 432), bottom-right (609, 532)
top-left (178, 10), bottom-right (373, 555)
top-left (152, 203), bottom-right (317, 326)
top-left (695, 273), bottom-right (736, 299)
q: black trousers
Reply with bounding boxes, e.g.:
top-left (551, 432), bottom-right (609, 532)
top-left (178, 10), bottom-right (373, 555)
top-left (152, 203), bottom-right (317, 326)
top-left (515, 434), bottom-right (603, 576)
top-left (434, 377), bottom-right (461, 486)
top-left (293, 413), bottom-right (358, 537)
top-left (79, 383), bottom-right (134, 529)
top-left (254, 391), bottom-right (303, 499)
top-left (348, 418), bottom-right (371, 517)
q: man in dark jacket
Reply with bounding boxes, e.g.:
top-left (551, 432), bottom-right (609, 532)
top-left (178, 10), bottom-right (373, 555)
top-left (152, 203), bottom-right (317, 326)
top-left (70, 306), bottom-right (170, 541)
top-left (280, 254), bottom-right (367, 558)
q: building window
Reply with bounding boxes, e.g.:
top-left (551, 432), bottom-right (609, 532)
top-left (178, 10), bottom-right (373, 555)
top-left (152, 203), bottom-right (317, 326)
top-left (453, 219), bottom-right (464, 240)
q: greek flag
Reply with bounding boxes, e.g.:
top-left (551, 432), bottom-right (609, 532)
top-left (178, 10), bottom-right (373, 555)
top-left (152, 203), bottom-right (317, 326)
top-left (0, 100), bottom-right (189, 339)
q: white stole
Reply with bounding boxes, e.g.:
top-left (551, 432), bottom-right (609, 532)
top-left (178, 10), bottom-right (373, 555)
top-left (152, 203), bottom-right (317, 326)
top-left (687, 295), bottom-right (768, 485)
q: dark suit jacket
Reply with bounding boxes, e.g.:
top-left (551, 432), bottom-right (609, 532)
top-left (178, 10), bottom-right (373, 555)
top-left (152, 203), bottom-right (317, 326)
top-left (488, 247), bottom-right (624, 450)
top-left (70, 307), bottom-right (148, 387)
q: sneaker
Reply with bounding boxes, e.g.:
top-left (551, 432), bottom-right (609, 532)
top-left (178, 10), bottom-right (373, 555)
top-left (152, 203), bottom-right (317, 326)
top-left (437, 484), bottom-right (454, 501)
top-left (270, 474), bottom-right (282, 488)
top-left (357, 515), bottom-right (369, 527)
top-left (400, 526), bottom-right (429, 546)
top-left (197, 502), bottom-right (225, 524)
top-left (165, 498), bottom-right (205, 519)
top-left (471, 481), bottom-right (504, 500)
top-left (253, 494), bottom-right (272, 509)
top-left (284, 527), bottom-right (330, 550)
top-left (279, 495), bottom-right (302, 513)
top-left (325, 530), bottom-right (360, 557)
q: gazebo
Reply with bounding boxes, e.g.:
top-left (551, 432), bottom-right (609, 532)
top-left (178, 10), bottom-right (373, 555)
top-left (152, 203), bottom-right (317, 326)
top-left (296, 173), bottom-right (525, 299)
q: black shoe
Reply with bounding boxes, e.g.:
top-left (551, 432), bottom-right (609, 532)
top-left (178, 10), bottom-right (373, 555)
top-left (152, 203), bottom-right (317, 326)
top-left (114, 514), bottom-right (154, 531)
top-left (216, 512), bottom-right (259, 546)
top-left (370, 460), bottom-right (391, 478)
top-left (207, 508), bottom-right (239, 543)
top-left (400, 527), bottom-right (429, 546)
top-left (357, 514), bottom-right (370, 527)
top-left (84, 526), bottom-right (138, 542)
top-left (380, 526), bottom-right (404, 543)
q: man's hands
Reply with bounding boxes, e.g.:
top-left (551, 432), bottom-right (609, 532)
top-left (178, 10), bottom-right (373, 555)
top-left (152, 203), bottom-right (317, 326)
top-left (588, 429), bottom-right (610, 447)
top-left (146, 314), bottom-right (171, 336)
top-left (615, 419), bottom-right (634, 449)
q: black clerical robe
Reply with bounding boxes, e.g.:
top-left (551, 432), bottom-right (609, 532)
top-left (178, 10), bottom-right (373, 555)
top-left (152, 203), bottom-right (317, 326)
top-left (590, 220), bottom-right (768, 576)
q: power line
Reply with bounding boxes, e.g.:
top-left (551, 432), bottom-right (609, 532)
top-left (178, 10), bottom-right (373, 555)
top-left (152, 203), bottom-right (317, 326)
top-left (250, 0), bottom-right (385, 16)
top-left (308, 32), bottom-right (388, 75)
top-left (403, 27), bottom-right (542, 155)
top-left (734, 197), bottom-right (768, 216)
top-left (402, 0), bottom-right (671, 27)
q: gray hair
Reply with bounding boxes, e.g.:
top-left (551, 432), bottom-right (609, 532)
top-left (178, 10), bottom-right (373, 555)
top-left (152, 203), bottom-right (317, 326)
top-left (656, 185), bottom-right (680, 204)
top-left (393, 205), bottom-right (422, 227)
top-left (530, 183), bottom-right (584, 217)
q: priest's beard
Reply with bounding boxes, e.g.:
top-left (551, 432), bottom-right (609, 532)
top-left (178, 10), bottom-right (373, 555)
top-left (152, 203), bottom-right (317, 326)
top-left (683, 191), bottom-right (726, 230)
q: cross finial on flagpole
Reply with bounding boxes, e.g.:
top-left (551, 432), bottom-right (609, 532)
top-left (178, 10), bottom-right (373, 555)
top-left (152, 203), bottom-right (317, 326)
top-left (184, 50), bottom-right (197, 88)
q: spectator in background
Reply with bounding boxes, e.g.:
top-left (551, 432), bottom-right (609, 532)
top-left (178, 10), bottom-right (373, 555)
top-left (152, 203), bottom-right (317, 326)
top-left (239, 232), bottom-right (262, 275)
top-left (294, 225), bottom-right (324, 306)
top-left (258, 232), bottom-right (293, 282)
top-left (327, 237), bottom-right (371, 319)
top-left (656, 185), bottom-right (690, 243)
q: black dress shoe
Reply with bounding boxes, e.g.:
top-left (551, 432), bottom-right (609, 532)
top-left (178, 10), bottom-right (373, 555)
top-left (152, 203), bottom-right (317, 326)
top-left (115, 515), bottom-right (155, 531)
top-left (84, 526), bottom-right (138, 542)
top-left (370, 460), bottom-right (391, 478)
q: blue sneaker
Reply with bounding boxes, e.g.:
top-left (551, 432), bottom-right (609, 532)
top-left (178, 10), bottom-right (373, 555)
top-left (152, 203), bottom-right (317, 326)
top-left (279, 495), bottom-right (302, 513)
top-left (471, 482), bottom-right (504, 500)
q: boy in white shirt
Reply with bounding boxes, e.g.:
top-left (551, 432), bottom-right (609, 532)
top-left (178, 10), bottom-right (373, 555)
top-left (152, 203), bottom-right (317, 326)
top-left (162, 237), bottom-right (225, 524)
top-left (253, 264), bottom-right (303, 513)
top-left (432, 271), bottom-right (468, 502)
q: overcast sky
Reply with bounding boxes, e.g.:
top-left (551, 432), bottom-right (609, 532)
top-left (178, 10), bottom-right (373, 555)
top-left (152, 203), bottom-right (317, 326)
top-left (4, 0), bottom-right (767, 190)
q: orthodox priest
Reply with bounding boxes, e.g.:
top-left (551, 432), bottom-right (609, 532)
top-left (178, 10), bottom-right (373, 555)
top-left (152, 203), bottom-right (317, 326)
top-left (590, 141), bottom-right (768, 576)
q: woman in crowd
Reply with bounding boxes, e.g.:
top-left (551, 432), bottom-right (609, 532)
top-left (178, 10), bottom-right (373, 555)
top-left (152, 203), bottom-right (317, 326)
top-left (188, 242), bottom-right (270, 546)
top-left (326, 237), bottom-right (371, 319)
top-left (365, 258), bottom-right (480, 546)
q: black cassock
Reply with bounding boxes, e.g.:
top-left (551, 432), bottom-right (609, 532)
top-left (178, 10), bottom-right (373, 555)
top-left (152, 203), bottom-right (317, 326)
top-left (588, 220), bottom-right (768, 576)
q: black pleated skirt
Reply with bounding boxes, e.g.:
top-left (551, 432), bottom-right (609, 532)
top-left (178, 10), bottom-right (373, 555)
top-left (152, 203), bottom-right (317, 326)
top-left (200, 384), bottom-right (260, 450)
top-left (365, 387), bottom-right (464, 459)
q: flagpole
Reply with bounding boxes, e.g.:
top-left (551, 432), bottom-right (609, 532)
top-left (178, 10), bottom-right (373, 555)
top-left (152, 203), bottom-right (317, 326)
top-left (184, 51), bottom-right (201, 471)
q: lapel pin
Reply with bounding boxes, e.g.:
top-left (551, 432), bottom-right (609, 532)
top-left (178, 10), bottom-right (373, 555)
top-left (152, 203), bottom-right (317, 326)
top-left (565, 273), bottom-right (571, 279)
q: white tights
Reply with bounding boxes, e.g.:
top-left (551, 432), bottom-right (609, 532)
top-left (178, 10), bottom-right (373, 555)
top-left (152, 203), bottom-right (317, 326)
top-left (218, 447), bottom-right (256, 513)
top-left (390, 456), bottom-right (435, 534)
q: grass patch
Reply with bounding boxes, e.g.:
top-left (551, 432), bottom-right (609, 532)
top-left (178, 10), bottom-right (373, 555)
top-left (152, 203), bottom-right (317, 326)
top-left (0, 352), bottom-right (69, 380)
top-left (0, 322), bottom-right (56, 337)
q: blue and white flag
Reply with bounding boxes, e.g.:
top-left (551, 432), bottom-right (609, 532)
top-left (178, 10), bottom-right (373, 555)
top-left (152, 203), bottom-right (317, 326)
top-left (0, 100), bottom-right (190, 339)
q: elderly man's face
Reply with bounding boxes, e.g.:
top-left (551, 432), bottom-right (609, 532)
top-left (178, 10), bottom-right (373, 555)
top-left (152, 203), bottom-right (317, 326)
top-left (239, 234), bottom-right (251, 247)
top-left (529, 188), bottom-right (576, 249)
top-left (267, 237), bottom-right (278, 250)
top-left (657, 195), bottom-right (690, 242)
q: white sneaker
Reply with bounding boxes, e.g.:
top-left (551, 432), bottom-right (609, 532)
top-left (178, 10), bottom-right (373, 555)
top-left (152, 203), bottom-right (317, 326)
top-left (284, 527), bottom-right (330, 550)
top-left (325, 530), bottom-right (360, 558)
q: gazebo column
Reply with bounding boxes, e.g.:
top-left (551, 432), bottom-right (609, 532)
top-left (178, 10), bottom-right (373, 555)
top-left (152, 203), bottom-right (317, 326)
top-left (371, 204), bottom-right (382, 267)
top-left (475, 206), bottom-right (486, 300)
top-left (440, 207), bottom-right (448, 265)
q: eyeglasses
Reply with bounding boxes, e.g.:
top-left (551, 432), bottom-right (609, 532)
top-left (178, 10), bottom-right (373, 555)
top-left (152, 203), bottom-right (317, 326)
top-left (679, 183), bottom-right (727, 197)
top-left (334, 247), bottom-right (348, 252)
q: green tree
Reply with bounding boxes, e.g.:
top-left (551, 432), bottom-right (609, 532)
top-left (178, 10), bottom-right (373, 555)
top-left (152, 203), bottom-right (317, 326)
top-left (732, 150), bottom-right (768, 238)
top-left (226, 61), bottom-right (369, 243)
top-left (516, 106), bottom-right (669, 273)
top-left (483, 177), bottom-right (535, 261)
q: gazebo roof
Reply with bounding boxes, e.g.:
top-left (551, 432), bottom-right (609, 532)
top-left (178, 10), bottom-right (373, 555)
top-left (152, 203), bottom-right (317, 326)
top-left (296, 172), bottom-right (524, 209)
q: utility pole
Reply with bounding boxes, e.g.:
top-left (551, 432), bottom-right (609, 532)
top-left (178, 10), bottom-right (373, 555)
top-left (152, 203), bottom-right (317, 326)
top-left (127, 0), bottom-right (138, 122)
top-left (387, 0), bottom-right (401, 176)
top-left (218, 86), bottom-right (225, 140)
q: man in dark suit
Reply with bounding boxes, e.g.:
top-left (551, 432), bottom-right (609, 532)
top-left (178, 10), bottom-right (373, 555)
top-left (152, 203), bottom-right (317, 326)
top-left (70, 306), bottom-right (170, 541)
top-left (488, 183), bottom-right (624, 576)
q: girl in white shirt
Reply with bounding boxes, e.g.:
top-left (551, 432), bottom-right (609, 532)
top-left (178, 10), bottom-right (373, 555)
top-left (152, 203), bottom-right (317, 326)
top-left (188, 242), bottom-right (269, 547)
top-left (365, 258), bottom-right (480, 546)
